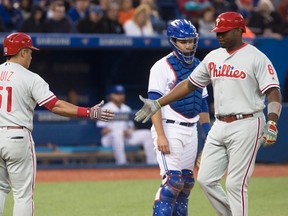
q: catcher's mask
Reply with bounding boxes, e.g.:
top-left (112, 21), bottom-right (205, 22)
top-left (167, 19), bottom-right (199, 65)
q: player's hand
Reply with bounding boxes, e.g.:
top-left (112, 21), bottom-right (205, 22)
top-left (262, 120), bottom-right (278, 147)
top-left (89, 100), bottom-right (115, 121)
top-left (134, 95), bottom-right (161, 123)
top-left (195, 150), bottom-right (202, 169)
top-left (157, 135), bottom-right (170, 154)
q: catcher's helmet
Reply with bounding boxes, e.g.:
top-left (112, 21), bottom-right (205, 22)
top-left (211, 12), bottom-right (246, 33)
top-left (167, 19), bottom-right (198, 64)
top-left (3, 32), bottom-right (39, 56)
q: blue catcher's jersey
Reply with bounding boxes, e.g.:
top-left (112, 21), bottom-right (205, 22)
top-left (167, 55), bottom-right (203, 119)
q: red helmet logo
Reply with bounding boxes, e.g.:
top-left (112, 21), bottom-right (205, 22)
top-left (3, 32), bottom-right (39, 56)
top-left (211, 12), bottom-right (246, 33)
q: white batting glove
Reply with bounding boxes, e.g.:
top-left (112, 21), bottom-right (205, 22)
top-left (262, 120), bottom-right (278, 147)
top-left (134, 95), bottom-right (161, 123)
top-left (89, 100), bottom-right (115, 122)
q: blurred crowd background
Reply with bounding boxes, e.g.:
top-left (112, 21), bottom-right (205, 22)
top-left (0, 0), bottom-right (288, 38)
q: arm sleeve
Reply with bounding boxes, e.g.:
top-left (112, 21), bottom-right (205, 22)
top-left (148, 92), bottom-right (162, 100)
top-left (254, 53), bottom-right (280, 94)
top-left (188, 58), bottom-right (211, 88)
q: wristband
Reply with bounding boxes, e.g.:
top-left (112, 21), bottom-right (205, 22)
top-left (267, 102), bottom-right (282, 117)
top-left (156, 100), bottom-right (162, 108)
top-left (77, 107), bottom-right (89, 118)
top-left (202, 122), bottom-right (211, 137)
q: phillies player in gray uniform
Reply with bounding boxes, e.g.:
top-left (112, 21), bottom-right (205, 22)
top-left (135, 12), bottom-right (282, 216)
top-left (147, 19), bottom-right (211, 216)
top-left (0, 32), bottom-right (114, 216)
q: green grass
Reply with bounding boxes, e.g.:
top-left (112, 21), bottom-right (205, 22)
top-left (3, 177), bottom-right (288, 216)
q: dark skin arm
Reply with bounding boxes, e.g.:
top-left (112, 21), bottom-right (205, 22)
top-left (265, 87), bottom-right (282, 122)
top-left (158, 79), bottom-right (198, 106)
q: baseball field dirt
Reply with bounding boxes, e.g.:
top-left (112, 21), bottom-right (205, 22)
top-left (36, 164), bottom-right (288, 182)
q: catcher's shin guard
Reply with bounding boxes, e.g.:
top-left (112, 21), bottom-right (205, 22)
top-left (153, 171), bottom-right (184, 216)
top-left (173, 169), bottom-right (194, 216)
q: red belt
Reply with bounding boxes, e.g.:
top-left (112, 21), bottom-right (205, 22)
top-left (0, 126), bottom-right (24, 130)
top-left (216, 114), bottom-right (254, 123)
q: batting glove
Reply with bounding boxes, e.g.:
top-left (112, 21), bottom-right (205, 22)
top-left (262, 120), bottom-right (278, 147)
top-left (89, 100), bottom-right (115, 122)
top-left (134, 95), bottom-right (161, 123)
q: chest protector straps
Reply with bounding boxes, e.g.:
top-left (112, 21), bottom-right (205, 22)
top-left (167, 55), bottom-right (203, 119)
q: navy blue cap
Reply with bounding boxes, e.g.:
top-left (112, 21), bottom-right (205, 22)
top-left (109, 85), bottom-right (125, 94)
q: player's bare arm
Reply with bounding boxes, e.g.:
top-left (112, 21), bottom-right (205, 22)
top-left (265, 87), bottom-right (282, 122)
top-left (151, 110), bottom-right (170, 154)
top-left (262, 87), bottom-right (282, 147)
top-left (51, 100), bottom-right (114, 121)
top-left (158, 79), bottom-right (197, 107)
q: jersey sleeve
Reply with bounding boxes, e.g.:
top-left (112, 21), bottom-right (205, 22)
top-left (254, 53), bottom-right (280, 94)
top-left (31, 74), bottom-right (56, 106)
top-left (148, 60), bottom-right (168, 96)
top-left (188, 58), bottom-right (211, 88)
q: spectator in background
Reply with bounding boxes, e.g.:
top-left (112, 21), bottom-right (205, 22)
top-left (67, 0), bottom-right (91, 25)
top-left (255, 0), bottom-right (283, 38)
top-left (245, 0), bottom-right (283, 38)
top-left (17, 0), bottom-right (33, 20)
top-left (19, 4), bottom-right (46, 32)
top-left (77, 4), bottom-right (106, 33)
top-left (0, 17), bottom-right (5, 32)
top-left (140, 0), bottom-right (166, 34)
top-left (101, 2), bottom-right (124, 33)
top-left (197, 6), bottom-right (216, 37)
top-left (118, 0), bottom-right (135, 25)
top-left (98, 0), bottom-right (111, 13)
top-left (0, 0), bottom-right (23, 32)
top-left (177, 0), bottom-right (211, 24)
top-left (66, 88), bottom-right (80, 105)
top-left (277, 0), bottom-right (288, 36)
top-left (210, 0), bottom-right (238, 16)
top-left (97, 85), bottom-right (157, 165)
top-left (123, 4), bottom-right (154, 36)
top-left (44, 0), bottom-right (77, 33)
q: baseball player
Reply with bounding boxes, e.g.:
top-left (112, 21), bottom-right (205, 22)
top-left (0, 32), bottom-right (114, 216)
top-left (135, 12), bottom-right (282, 216)
top-left (147, 19), bottom-right (211, 215)
top-left (96, 85), bottom-right (156, 165)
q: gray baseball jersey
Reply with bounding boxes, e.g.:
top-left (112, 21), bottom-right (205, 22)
top-left (0, 62), bottom-right (56, 216)
top-left (189, 43), bottom-right (280, 216)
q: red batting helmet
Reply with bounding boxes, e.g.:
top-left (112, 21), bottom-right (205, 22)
top-left (3, 32), bottom-right (39, 56)
top-left (211, 12), bottom-right (246, 33)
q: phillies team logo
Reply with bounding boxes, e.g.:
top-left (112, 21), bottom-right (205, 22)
top-left (208, 62), bottom-right (246, 79)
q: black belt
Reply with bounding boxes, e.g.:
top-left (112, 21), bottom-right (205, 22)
top-left (165, 120), bottom-right (195, 127)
